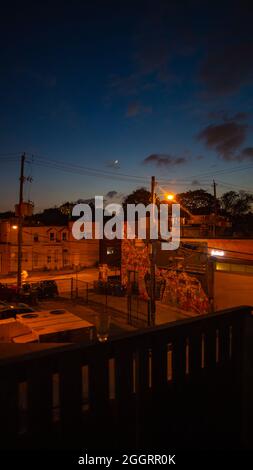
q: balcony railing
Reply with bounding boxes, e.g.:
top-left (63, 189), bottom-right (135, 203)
top-left (0, 306), bottom-right (253, 450)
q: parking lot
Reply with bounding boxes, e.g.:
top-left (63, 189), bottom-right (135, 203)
top-left (37, 298), bottom-right (137, 338)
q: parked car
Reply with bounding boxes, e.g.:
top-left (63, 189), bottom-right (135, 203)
top-left (0, 283), bottom-right (18, 302)
top-left (0, 305), bottom-right (35, 320)
top-left (23, 280), bottom-right (59, 299)
top-left (93, 279), bottom-right (126, 297)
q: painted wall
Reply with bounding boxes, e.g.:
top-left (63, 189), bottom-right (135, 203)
top-left (214, 271), bottom-right (253, 310)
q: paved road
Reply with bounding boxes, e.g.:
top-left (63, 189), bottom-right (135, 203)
top-left (156, 301), bottom-right (199, 324)
top-left (0, 267), bottom-right (99, 285)
top-left (39, 298), bottom-right (136, 337)
top-left (1, 267), bottom-right (201, 325)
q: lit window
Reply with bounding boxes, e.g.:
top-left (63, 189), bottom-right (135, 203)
top-left (107, 247), bottom-right (115, 255)
top-left (216, 262), bottom-right (230, 272)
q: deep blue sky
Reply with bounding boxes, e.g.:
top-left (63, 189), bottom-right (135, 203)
top-left (1, 0), bottom-right (253, 211)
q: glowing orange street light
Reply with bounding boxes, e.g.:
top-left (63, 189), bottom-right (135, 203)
top-left (166, 194), bottom-right (174, 201)
top-left (12, 225), bottom-right (18, 230)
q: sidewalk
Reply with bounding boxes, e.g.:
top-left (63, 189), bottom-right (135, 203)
top-left (0, 267), bottom-right (99, 283)
top-left (155, 300), bottom-right (199, 325)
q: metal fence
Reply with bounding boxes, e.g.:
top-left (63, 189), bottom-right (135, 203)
top-left (73, 279), bottom-right (151, 327)
top-left (4, 277), bottom-right (151, 327)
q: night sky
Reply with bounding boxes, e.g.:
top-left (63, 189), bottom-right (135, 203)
top-left (1, 0), bottom-right (253, 211)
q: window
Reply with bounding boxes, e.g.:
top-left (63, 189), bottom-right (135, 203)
top-left (47, 255), bottom-right (52, 264)
top-left (62, 232), bottom-right (67, 241)
top-left (216, 262), bottom-right (253, 275)
top-left (50, 232), bottom-right (55, 241)
top-left (106, 247), bottom-right (115, 255)
top-left (33, 233), bottom-right (39, 242)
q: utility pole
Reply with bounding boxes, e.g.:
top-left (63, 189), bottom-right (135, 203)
top-left (17, 153), bottom-right (25, 291)
top-left (150, 175), bottom-right (156, 326)
top-left (212, 179), bottom-right (217, 238)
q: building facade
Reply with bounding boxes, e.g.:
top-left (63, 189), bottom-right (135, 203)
top-left (0, 220), bottom-right (99, 275)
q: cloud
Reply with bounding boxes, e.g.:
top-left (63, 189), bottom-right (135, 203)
top-left (106, 191), bottom-right (118, 199)
top-left (197, 121), bottom-right (248, 161)
top-left (125, 102), bottom-right (152, 118)
top-left (238, 147), bottom-right (253, 161)
top-left (200, 42), bottom-right (253, 95)
top-left (143, 154), bottom-right (188, 167)
top-left (208, 111), bottom-right (250, 122)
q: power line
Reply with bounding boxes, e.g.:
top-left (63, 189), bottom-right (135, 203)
top-left (29, 153), bottom-right (152, 181)
top-left (0, 153), bottom-right (21, 158)
top-left (29, 152), bottom-right (253, 185)
top-left (2, 150), bottom-right (253, 193)
top-left (186, 163), bottom-right (253, 180)
top-left (27, 153), bottom-right (220, 187)
top-left (215, 179), bottom-right (253, 194)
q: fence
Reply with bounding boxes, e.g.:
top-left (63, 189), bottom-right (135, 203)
top-left (74, 280), bottom-right (151, 327)
top-left (5, 277), bottom-right (151, 327)
top-left (0, 306), bottom-right (253, 450)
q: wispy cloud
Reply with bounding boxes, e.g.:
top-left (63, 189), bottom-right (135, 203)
top-left (197, 121), bottom-right (249, 161)
top-left (143, 154), bottom-right (188, 167)
top-left (106, 190), bottom-right (118, 199)
top-left (191, 179), bottom-right (201, 186)
top-left (197, 113), bottom-right (253, 161)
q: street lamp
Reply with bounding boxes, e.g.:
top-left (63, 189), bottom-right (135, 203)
top-left (12, 225), bottom-right (18, 230)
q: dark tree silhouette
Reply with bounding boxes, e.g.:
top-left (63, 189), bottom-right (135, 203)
top-left (221, 191), bottom-right (253, 216)
top-left (175, 189), bottom-right (216, 214)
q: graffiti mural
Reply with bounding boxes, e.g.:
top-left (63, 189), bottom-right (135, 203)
top-left (156, 268), bottom-right (209, 315)
top-left (121, 239), bottom-right (209, 313)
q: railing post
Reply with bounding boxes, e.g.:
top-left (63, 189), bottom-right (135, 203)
top-left (240, 309), bottom-right (253, 448)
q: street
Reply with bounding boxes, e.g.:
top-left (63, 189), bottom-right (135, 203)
top-left (0, 267), bottom-right (99, 285)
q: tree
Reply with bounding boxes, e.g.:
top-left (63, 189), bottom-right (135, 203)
top-left (0, 211), bottom-right (15, 219)
top-left (220, 191), bottom-right (253, 216)
top-left (33, 208), bottom-right (68, 226)
top-left (176, 189), bottom-right (216, 215)
top-left (124, 187), bottom-right (159, 206)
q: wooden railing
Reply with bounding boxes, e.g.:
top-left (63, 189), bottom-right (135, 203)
top-left (0, 306), bottom-right (253, 450)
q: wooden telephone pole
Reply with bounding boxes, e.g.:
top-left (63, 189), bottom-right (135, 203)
top-left (17, 153), bottom-right (25, 291)
top-left (150, 175), bottom-right (156, 326)
top-left (212, 179), bottom-right (217, 238)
